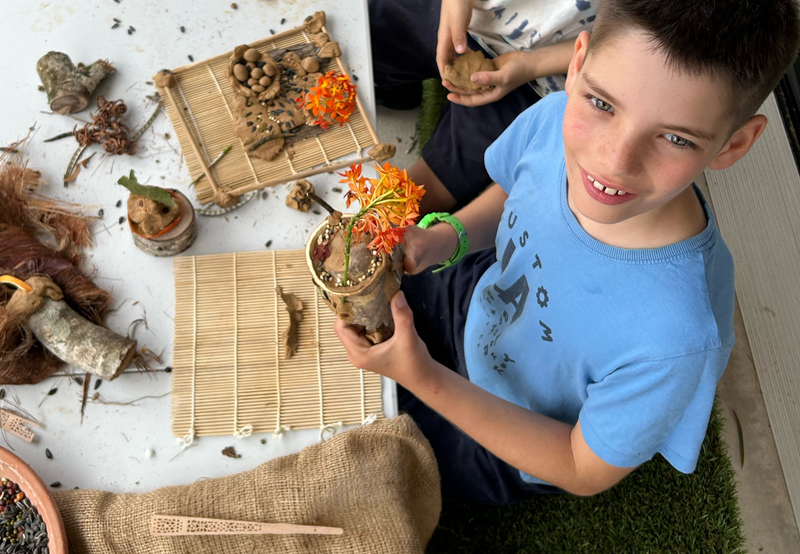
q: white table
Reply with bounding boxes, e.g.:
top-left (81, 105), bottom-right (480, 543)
top-left (0, 0), bottom-right (396, 493)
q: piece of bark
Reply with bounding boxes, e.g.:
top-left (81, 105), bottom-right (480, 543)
top-left (368, 143), bottom-right (396, 162)
top-left (130, 191), bottom-right (197, 257)
top-left (276, 286), bottom-right (303, 359)
top-left (36, 52), bottom-right (115, 114)
top-left (26, 298), bottom-right (136, 381)
top-left (442, 50), bottom-right (495, 92)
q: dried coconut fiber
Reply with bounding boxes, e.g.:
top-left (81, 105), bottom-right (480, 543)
top-left (53, 415), bottom-right (441, 554)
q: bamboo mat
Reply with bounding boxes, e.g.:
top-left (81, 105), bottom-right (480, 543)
top-left (156, 22), bottom-right (379, 204)
top-left (172, 250), bottom-right (384, 439)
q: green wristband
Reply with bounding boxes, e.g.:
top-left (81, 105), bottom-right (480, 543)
top-left (417, 212), bottom-right (469, 273)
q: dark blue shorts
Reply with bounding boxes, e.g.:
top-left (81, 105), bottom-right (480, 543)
top-left (369, 0), bottom-right (542, 207)
top-left (400, 249), bottom-right (562, 505)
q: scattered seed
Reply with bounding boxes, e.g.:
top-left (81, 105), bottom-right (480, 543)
top-left (145, 80), bottom-right (153, 85)
top-left (45, 449), bottom-right (53, 460)
top-left (180, 25), bottom-right (186, 33)
top-left (164, 132), bottom-right (171, 139)
top-left (113, 17), bottom-right (121, 23)
top-left (332, 187), bottom-right (342, 193)
top-left (312, 209), bottom-right (321, 215)
top-left (129, 25), bottom-right (135, 31)
top-left (270, 29), bottom-right (275, 35)
top-left (231, 2), bottom-right (237, 8)
top-left (352, 74), bottom-right (359, 81)
top-left (116, 199), bottom-right (122, 208)
top-left (127, 28), bottom-right (132, 35)
top-left (49, 482), bottom-right (61, 488)
top-left (266, 240), bottom-right (272, 247)
top-left (119, 216), bottom-right (125, 225)
top-left (396, 136), bottom-right (402, 143)
top-left (112, 22), bottom-right (120, 29)
top-left (164, 366), bottom-right (173, 373)
top-left (144, 448), bottom-right (155, 458)
top-left (74, 486), bottom-right (80, 489)
top-left (94, 379), bottom-right (102, 390)
top-left (188, 55), bottom-right (194, 62)
top-left (74, 376), bottom-right (83, 386)
top-left (221, 446), bottom-right (241, 458)
top-left (92, 392), bottom-right (100, 401)
top-left (260, 438), bottom-right (267, 444)
top-left (261, 191), bottom-right (268, 200)
top-left (47, 388), bottom-right (57, 396)
top-left (98, 208), bottom-right (104, 218)
top-left (0, 389), bottom-right (5, 400)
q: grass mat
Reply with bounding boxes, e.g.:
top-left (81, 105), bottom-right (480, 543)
top-left (417, 79), bottom-right (746, 553)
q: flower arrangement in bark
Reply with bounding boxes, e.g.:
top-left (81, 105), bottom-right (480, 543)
top-left (298, 71), bottom-right (357, 129)
top-left (338, 162), bottom-right (425, 284)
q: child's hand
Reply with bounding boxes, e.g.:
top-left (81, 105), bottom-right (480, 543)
top-left (437, 0), bottom-right (474, 79)
top-left (402, 224), bottom-right (458, 275)
top-left (446, 51), bottom-right (532, 107)
top-left (334, 291), bottom-right (434, 388)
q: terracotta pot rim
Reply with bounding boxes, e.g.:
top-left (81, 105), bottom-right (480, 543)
top-left (306, 216), bottom-right (390, 297)
top-left (0, 446), bottom-right (67, 553)
top-left (127, 189), bottom-right (185, 239)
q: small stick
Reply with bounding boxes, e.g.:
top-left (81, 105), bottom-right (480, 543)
top-left (190, 145), bottom-right (231, 186)
top-left (130, 101), bottom-right (162, 141)
top-left (307, 192), bottom-right (336, 215)
top-left (80, 372), bottom-right (90, 424)
top-left (43, 131), bottom-right (74, 143)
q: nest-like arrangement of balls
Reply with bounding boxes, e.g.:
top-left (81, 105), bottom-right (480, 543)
top-left (228, 45), bottom-right (281, 101)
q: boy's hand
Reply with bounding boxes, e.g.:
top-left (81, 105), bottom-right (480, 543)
top-left (402, 224), bottom-right (459, 275)
top-left (334, 291), bottom-right (434, 388)
top-left (437, 0), bottom-right (474, 79)
top-left (445, 51), bottom-right (532, 107)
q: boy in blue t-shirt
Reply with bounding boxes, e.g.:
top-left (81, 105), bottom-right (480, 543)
top-left (336, 0), bottom-right (800, 504)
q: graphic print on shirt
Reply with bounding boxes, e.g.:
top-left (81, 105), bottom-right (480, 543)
top-left (477, 210), bottom-right (551, 375)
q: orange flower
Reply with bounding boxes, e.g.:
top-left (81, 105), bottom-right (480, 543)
top-left (299, 71), bottom-right (357, 129)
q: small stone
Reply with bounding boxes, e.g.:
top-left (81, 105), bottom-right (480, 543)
top-left (144, 448), bottom-right (155, 458)
top-left (180, 26), bottom-right (185, 33)
top-left (165, 366), bottom-right (173, 373)
top-left (265, 240), bottom-right (273, 247)
top-left (243, 48), bottom-right (261, 62)
top-left (115, 199), bottom-right (122, 208)
top-left (251, 67), bottom-right (264, 79)
top-left (261, 191), bottom-right (268, 200)
top-left (119, 216), bottom-right (125, 225)
top-left (188, 55), bottom-right (194, 62)
top-left (263, 64), bottom-right (277, 77)
top-left (260, 438), bottom-right (267, 444)
top-left (332, 187), bottom-right (342, 193)
top-left (230, 2), bottom-right (237, 8)
top-left (233, 64), bottom-right (249, 81)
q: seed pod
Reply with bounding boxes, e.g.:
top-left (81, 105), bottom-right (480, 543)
top-left (243, 48), bottom-right (261, 62)
top-left (233, 63), bottom-right (249, 81)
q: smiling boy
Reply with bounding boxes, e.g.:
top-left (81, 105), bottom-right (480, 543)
top-left (336, 0), bottom-right (800, 504)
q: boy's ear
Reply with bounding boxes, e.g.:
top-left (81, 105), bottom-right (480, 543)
top-left (565, 31), bottom-right (591, 96)
top-left (708, 114), bottom-right (768, 170)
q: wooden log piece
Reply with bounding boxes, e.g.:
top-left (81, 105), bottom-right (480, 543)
top-left (131, 190), bottom-right (197, 256)
top-left (36, 52), bottom-right (115, 114)
top-left (26, 298), bottom-right (136, 381)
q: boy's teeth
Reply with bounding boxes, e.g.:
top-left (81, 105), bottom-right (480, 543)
top-left (588, 174), bottom-right (628, 196)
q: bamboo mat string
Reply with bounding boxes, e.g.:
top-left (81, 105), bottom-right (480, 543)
top-left (347, 123), bottom-right (362, 153)
top-left (231, 253), bottom-right (253, 439)
top-left (271, 250), bottom-right (283, 438)
top-left (316, 288), bottom-right (324, 431)
top-left (319, 421), bottom-right (342, 441)
top-left (171, 257), bottom-right (198, 461)
top-left (284, 150), bottom-right (297, 175)
top-left (316, 136), bottom-right (332, 166)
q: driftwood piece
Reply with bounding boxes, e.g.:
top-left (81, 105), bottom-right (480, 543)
top-left (21, 293), bottom-right (136, 381)
top-left (276, 286), bottom-right (303, 359)
top-left (36, 52), bottom-right (115, 114)
top-left (131, 190), bottom-right (197, 257)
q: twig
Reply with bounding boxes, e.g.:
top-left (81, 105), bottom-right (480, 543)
top-left (80, 372), bottom-right (90, 424)
top-left (43, 131), bottom-right (74, 143)
top-left (88, 392), bottom-right (170, 406)
top-left (0, 147), bottom-right (19, 153)
top-left (189, 145), bottom-right (232, 187)
top-left (307, 192), bottom-right (336, 215)
top-left (130, 101), bottom-right (162, 142)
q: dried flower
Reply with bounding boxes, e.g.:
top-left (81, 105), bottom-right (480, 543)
top-left (336, 162), bottom-right (425, 283)
top-left (297, 71), bottom-right (357, 129)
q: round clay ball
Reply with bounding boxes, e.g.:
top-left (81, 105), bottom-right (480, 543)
top-left (259, 75), bottom-right (272, 87)
top-left (244, 48), bottom-right (261, 62)
top-left (251, 84), bottom-right (265, 93)
top-left (247, 77), bottom-right (258, 87)
top-left (302, 57), bottom-right (320, 73)
top-left (233, 63), bottom-right (249, 82)
top-left (251, 67), bottom-right (264, 79)
top-left (246, 62), bottom-right (255, 72)
top-left (263, 64), bottom-right (277, 77)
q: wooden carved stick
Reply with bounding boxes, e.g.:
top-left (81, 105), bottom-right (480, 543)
top-left (150, 515), bottom-right (343, 536)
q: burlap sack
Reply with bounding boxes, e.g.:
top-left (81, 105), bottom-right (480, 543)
top-left (53, 415), bottom-right (440, 553)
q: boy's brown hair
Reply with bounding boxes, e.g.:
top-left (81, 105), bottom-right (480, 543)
top-left (588, 0), bottom-right (800, 131)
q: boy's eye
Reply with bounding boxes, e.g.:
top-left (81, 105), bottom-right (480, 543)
top-left (590, 96), bottom-right (614, 112)
top-left (665, 133), bottom-right (693, 148)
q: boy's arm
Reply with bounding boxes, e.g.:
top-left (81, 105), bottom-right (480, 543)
top-left (404, 183), bottom-right (508, 274)
top-left (335, 293), bottom-right (636, 496)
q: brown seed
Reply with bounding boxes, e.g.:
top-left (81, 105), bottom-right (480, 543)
top-left (233, 63), bottom-right (249, 81)
top-left (259, 76), bottom-right (271, 87)
top-left (45, 448), bottom-right (53, 459)
top-left (251, 85), bottom-right (265, 93)
top-left (251, 67), bottom-right (264, 79)
top-left (263, 64), bottom-right (277, 77)
top-left (302, 57), bottom-right (320, 73)
top-left (243, 48), bottom-right (261, 62)
top-left (230, 2), bottom-right (237, 8)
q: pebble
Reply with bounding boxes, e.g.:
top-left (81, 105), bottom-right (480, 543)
top-left (264, 64), bottom-right (277, 77)
top-left (251, 67), bottom-right (264, 79)
top-left (243, 48), bottom-right (261, 62)
top-left (259, 76), bottom-right (271, 87)
top-left (302, 57), bottom-right (319, 73)
top-left (233, 64), bottom-right (249, 81)
top-left (144, 448), bottom-right (155, 459)
top-left (247, 77), bottom-right (258, 87)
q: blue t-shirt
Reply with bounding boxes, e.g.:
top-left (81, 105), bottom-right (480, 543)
top-left (464, 92), bottom-right (735, 484)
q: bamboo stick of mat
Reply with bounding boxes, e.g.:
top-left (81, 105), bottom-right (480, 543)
top-left (150, 515), bottom-right (343, 536)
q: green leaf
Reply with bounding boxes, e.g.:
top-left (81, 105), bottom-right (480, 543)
top-left (117, 170), bottom-right (175, 206)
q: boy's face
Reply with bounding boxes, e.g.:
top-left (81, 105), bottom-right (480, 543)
top-left (563, 30), bottom-right (743, 227)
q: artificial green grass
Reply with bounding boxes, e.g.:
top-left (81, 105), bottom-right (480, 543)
top-left (418, 83), bottom-right (746, 554)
